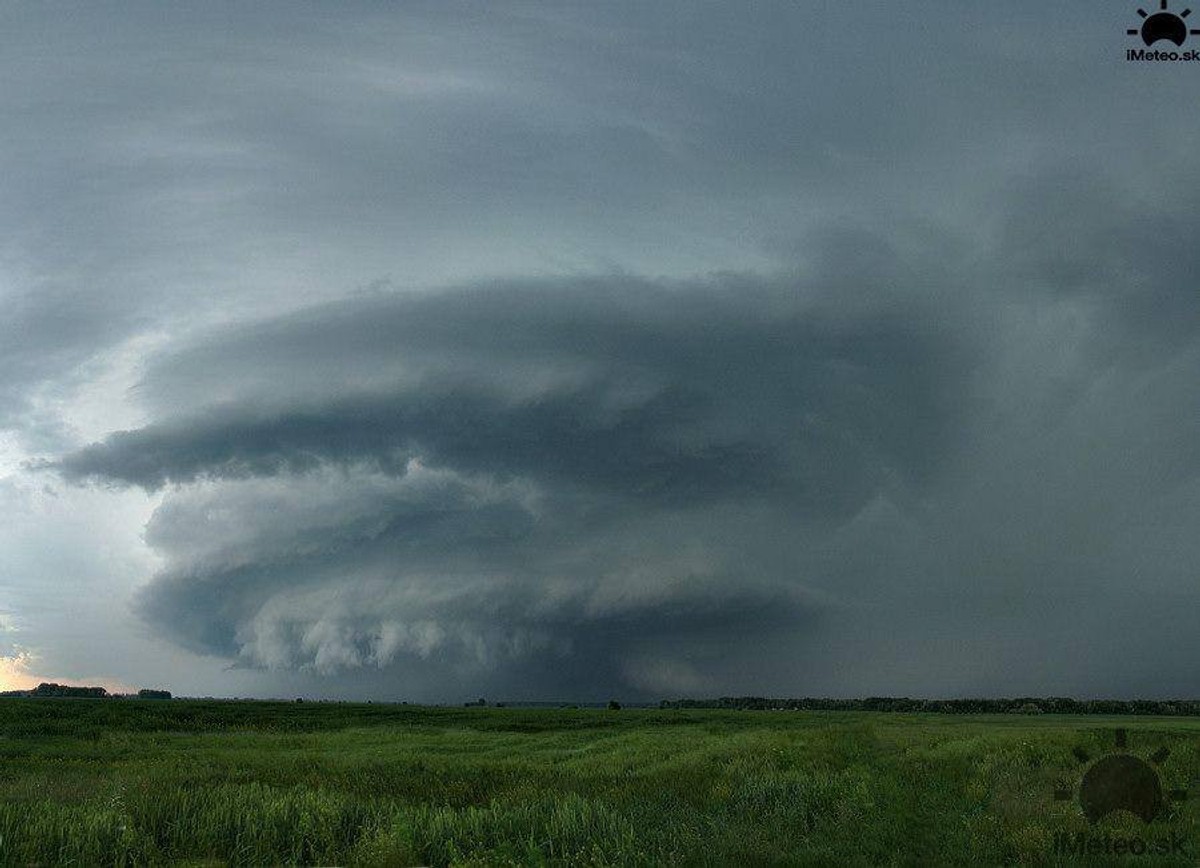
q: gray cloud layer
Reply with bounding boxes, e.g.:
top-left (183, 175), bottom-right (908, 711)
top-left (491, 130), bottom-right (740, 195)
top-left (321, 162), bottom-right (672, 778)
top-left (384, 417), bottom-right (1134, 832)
top-left (54, 165), bottom-right (1200, 698)
top-left (58, 276), bottom-right (962, 499)
top-left (6, 2), bottom-right (1200, 699)
top-left (56, 274), bottom-right (963, 696)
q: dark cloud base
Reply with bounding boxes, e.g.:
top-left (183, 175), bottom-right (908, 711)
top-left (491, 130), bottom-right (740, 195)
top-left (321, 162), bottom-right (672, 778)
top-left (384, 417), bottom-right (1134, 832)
top-left (52, 274), bottom-right (966, 697)
top-left (47, 163), bottom-right (1200, 700)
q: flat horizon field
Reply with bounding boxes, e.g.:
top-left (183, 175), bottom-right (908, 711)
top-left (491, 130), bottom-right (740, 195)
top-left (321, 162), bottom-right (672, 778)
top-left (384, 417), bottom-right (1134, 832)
top-left (0, 700), bottom-right (1198, 866)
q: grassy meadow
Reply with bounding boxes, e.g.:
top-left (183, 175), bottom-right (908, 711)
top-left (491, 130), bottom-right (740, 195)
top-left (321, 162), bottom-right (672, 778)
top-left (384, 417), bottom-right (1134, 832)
top-left (0, 699), bottom-right (1198, 865)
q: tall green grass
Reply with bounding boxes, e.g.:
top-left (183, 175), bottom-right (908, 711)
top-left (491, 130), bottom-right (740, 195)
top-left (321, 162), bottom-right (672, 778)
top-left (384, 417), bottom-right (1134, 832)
top-left (0, 700), bottom-right (1197, 865)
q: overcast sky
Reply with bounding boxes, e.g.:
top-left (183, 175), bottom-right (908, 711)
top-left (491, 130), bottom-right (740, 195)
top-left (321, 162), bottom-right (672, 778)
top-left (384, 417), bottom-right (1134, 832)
top-left (2, 2), bottom-right (1200, 701)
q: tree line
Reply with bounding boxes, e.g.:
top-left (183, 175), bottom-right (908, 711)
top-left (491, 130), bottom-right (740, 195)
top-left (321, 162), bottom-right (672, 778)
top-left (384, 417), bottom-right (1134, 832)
top-left (657, 696), bottom-right (1200, 715)
top-left (0, 683), bottom-right (171, 699)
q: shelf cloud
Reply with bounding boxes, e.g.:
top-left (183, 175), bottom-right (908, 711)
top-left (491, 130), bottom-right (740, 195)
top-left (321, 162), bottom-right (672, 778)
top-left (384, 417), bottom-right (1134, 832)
top-left (2, 2), bottom-right (1200, 699)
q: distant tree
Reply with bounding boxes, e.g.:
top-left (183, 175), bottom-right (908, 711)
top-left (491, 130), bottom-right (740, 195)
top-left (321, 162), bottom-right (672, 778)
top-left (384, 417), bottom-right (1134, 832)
top-left (608, 699), bottom-right (622, 710)
top-left (137, 689), bottom-right (172, 700)
top-left (32, 683), bottom-right (107, 699)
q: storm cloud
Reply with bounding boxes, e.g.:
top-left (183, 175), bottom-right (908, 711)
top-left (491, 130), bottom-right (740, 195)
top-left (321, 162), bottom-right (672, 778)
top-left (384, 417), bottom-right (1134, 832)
top-left (4, 2), bottom-right (1200, 700)
top-left (53, 171), bottom-right (1200, 698)
top-left (54, 274), bottom-right (965, 694)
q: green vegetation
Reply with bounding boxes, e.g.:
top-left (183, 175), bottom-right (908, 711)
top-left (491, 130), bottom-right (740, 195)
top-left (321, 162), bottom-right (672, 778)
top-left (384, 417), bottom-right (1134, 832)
top-left (0, 699), bottom-right (1197, 865)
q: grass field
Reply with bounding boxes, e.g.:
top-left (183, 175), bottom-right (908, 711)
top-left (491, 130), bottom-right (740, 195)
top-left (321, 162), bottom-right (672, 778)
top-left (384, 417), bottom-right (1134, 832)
top-left (0, 700), bottom-right (1198, 865)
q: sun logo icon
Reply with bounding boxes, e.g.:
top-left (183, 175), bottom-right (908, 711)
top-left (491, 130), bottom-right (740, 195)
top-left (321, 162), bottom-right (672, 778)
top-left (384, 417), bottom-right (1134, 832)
top-left (1128, 0), bottom-right (1200, 46)
top-left (1054, 729), bottom-right (1188, 824)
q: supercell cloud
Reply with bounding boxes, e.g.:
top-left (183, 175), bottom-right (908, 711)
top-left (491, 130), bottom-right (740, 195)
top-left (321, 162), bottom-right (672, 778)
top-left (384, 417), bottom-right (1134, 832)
top-left (3, 3), bottom-right (1200, 699)
top-left (56, 276), bottom-right (963, 696)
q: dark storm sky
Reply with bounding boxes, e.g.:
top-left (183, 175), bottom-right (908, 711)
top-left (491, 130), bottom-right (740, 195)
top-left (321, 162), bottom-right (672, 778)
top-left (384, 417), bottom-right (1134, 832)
top-left (3, 2), bottom-right (1200, 700)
